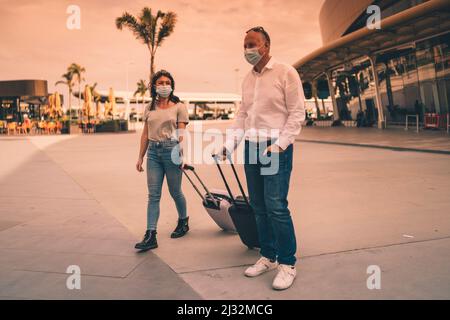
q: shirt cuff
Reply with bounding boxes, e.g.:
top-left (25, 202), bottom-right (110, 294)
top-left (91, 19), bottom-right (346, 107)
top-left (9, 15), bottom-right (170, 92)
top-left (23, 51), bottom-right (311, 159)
top-left (223, 138), bottom-right (236, 154)
top-left (274, 135), bottom-right (291, 151)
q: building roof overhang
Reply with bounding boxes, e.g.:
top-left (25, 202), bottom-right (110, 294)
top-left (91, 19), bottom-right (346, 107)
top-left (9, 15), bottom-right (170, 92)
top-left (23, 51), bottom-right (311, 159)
top-left (294, 0), bottom-right (450, 82)
top-left (0, 80), bottom-right (48, 97)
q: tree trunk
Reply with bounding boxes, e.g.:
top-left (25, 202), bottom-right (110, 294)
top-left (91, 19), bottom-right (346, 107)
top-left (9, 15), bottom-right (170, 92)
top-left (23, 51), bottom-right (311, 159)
top-left (150, 54), bottom-right (155, 83)
top-left (68, 89), bottom-right (72, 121)
top-left (78, 82), bottom-right (81, 122)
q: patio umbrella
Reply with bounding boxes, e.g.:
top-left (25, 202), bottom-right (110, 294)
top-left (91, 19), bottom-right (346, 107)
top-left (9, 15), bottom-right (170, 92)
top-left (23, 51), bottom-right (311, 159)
top-left (104, 101), bottom-right (110, 118)
top-left (83, 85), bottom-right (93, 119)
top-left (47, 93), bottom-right (55, 118)
top-left (54, 92), bottom-right (63, 118)
top-left (109, 87), bottom-right (116, 119)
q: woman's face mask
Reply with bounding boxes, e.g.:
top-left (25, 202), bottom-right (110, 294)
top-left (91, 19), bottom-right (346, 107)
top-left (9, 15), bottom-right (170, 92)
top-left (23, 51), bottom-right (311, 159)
top-left (244, 46), bottom-right (264, 66)
top-left (156, 85), bottom-right (172, 98)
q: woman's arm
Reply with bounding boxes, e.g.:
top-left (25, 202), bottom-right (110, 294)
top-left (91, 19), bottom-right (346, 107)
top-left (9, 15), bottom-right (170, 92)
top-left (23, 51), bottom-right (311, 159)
top-left (136, 124), bottom-right (149, 172)
top-left (177, 122), bottom-right (186, 143)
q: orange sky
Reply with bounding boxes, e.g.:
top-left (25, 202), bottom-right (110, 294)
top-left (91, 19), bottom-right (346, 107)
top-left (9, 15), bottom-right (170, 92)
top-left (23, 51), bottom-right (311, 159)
top-left (0, 0), bottom-right (325, 96)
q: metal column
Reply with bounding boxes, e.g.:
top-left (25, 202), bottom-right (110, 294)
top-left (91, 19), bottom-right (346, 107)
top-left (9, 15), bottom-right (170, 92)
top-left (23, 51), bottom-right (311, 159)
top-left (368, 55), bottom-right (386, 129)
top-left (325, 71), bottom-right (340, 123)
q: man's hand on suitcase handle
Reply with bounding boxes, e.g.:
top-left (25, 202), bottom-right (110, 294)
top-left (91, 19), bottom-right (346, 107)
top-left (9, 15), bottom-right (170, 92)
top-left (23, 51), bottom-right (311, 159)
top-left (212, 146), bottom-right (230, 161)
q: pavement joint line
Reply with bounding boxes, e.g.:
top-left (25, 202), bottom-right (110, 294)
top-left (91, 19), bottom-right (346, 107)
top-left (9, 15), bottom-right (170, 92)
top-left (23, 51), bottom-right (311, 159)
top-left (123, 254), bottom-right (155, 278)
top-left (176, 235), bottom-right (450, 275)
top-left (9, 268), bottom-right (129, 279)
top-left (0, 247), bottom-right (142, 259)
top-left (0, 195), bottom-right (95, 201)
top-left (26, 140), bottom-right (133, 236)
top-left (298, 235), bottom-right (450, 260)
top-left (297, 139), bottom-right (450, 155)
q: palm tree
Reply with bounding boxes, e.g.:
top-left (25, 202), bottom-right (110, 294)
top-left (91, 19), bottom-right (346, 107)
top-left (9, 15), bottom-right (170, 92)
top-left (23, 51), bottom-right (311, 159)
top-left (55, 71), bottom-right (75, 121)
top-left (134, 79), bottom-right (148, 121)
top-left (68, 63), bottom-right (86, 120)
top-left (116, 7), bottom-right (177, 82)
top-left (89, 83), bottom-right (102, 120)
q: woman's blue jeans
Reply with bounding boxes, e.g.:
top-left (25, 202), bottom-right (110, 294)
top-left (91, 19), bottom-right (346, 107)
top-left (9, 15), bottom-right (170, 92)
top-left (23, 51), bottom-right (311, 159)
top-left (146, 140), bottom-right (187, 231)
top-left (244, 139), bottom-right (297, 266)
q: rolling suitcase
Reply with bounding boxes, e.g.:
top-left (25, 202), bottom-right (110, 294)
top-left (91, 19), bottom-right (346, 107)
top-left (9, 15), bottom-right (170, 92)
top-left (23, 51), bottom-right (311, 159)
top-left (182, 164), bottom-right (237, 232)
top-left (212, 155), bottom-right (260, 249)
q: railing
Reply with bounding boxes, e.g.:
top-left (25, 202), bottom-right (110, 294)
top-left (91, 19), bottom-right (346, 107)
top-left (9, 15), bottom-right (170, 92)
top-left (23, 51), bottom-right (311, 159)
top-left (447, 114), bottom-right (450, 134)
top-left (405, 115), bottom-right (420, 133)
top-left (342, 120), bottom-right (357, 127)
top-left (313, 120), bottom-right (334, 127)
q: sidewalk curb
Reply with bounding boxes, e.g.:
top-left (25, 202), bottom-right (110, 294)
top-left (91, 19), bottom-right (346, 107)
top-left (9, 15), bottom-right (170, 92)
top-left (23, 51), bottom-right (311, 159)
top-left (297, 139), bottom-right (450, 155)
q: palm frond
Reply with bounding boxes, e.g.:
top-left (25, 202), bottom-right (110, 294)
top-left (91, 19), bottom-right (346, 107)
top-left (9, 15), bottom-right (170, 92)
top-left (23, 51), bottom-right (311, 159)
top-left (115, 12), bottom-right (137, 30)
top-left (134, 79), bottom-right (148, 96)
top-left (157, 11), bottom-right (177, 47)
top-left (117, 11), bottom-right (150, 46)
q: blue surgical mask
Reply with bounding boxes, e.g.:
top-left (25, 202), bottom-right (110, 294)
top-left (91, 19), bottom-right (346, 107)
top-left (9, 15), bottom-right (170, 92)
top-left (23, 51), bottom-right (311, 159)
top-left (244, 46), bottom-right (263, 65)
top-left (156, 85), bottom-right (172, 98)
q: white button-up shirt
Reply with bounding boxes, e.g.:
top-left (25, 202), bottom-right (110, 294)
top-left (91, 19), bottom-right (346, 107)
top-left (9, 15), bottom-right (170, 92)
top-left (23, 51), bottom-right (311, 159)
top-left (224, 57), bottom-right (306, 152)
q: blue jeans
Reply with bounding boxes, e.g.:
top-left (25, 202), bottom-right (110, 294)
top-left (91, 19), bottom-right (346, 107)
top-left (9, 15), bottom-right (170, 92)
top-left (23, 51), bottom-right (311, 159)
top-left (146, 139), bottom-right (187, 231)
top-left (244, 139), bottom-right (297, 266)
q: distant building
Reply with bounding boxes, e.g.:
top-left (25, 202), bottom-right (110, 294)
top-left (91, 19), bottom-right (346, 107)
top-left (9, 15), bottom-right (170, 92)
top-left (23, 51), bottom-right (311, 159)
top-left (295, 0), bottom-right (450, 128)
top-left (0, 80), bottom-right (49, 122)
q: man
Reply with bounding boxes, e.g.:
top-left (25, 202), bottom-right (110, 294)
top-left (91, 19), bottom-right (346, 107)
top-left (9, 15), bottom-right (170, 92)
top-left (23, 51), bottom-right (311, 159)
top-left (220, 26), bottom-right (306, 290)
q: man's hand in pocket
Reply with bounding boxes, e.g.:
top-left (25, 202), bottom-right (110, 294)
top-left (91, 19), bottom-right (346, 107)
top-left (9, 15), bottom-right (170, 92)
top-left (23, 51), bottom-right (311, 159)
top-left (263, 144), bottom-right (284, 156)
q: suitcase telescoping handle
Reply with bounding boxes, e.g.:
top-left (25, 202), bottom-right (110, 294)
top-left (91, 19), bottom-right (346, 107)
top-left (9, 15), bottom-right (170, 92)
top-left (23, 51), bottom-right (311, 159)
top-left (182, 164), bottom-right (219, 208)
top-left (212, 154), bottom-right (250, 207)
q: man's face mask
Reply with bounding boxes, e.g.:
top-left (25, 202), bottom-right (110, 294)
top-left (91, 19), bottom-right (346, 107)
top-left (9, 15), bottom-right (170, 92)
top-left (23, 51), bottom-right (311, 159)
top-left (244, 45), bottom-right (264, 66)
top-left (156, 85), bottom-right (172, 98)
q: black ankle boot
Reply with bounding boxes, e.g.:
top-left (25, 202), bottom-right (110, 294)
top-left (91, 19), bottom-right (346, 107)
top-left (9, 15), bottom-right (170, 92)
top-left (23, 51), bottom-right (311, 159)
top-left (171, 217), bottom-right (189, 239)
top-left (135, 230), bottom-right (158, 251)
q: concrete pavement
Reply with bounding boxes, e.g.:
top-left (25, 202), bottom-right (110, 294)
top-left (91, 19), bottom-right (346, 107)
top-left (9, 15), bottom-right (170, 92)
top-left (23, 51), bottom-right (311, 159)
top-left (0, 123), bottom-right (449, 299)
top-left (0, 136), bottom-right (200, 299)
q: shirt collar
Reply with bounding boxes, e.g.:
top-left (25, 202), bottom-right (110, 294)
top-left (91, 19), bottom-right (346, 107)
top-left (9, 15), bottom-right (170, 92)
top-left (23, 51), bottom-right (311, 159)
top-left (252, 57), bottom-right (275, 75)
top-left (265, 57), bottom-right (275, 69)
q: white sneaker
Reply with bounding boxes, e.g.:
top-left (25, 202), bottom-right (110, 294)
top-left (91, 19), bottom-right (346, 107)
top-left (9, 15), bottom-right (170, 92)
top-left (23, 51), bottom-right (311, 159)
top-left (272, 264), bottom-right (297, 290)
top-left (244, 257), bottom-right (278, 277)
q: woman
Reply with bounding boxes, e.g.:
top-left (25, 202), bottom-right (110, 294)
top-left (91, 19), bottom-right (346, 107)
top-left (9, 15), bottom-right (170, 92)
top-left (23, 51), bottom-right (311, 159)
top-left (135, 70), bottom-right (190, 251)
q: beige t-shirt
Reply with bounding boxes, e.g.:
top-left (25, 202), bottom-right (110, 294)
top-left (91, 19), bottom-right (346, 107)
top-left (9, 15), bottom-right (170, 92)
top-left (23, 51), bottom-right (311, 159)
top-left (143, 102), bottom-right (189, 141)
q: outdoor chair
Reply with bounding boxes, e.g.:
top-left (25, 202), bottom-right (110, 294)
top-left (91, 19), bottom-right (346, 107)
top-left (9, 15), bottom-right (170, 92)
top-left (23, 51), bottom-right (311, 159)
top-left (47, 122), bottom-right (56, 134)
top-left (0, 121), bottom-right (6, 134)
top-left (56, 121), bottom-right (63, 134)
top-left (16, 123), bottom-right (27, 135)
top-left (37, 121), bottom-right (46, 134)
top-left (7, 122), bottom-right (17, 135)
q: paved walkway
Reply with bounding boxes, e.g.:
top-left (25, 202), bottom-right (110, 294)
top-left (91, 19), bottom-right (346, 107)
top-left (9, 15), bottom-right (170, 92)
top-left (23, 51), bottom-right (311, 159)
top-left (0, 124), bottom-right (449, 299)
top-left (0, 136), bottom-right (200, 299)
top-left (187, 120), bottom-right (450, 153)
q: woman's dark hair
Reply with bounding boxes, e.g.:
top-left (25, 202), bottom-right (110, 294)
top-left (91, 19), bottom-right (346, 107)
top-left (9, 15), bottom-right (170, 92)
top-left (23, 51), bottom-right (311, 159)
top-left (148, 69), bottom-right (180, 111)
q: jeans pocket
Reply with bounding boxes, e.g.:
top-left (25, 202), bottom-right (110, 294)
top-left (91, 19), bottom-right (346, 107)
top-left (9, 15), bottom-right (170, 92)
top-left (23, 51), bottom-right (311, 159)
top-left (164, 145), bottom-right (182, 166)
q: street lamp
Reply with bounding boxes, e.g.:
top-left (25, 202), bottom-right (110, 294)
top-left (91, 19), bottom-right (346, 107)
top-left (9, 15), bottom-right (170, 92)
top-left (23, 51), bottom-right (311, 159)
top-left (117, 60), bottom-right (134, 121)
top-left (234, 68), bottom-right (240, 94)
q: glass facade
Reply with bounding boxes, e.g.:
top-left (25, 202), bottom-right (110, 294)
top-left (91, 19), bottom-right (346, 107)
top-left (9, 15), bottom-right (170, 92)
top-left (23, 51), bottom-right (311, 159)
top-left (326, 32), bottom-right (449, 126)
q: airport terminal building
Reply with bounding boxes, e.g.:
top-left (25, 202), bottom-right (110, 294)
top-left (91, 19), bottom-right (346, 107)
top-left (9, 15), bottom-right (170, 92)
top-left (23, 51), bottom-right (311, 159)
top-left (295, 0), bottom-right (450, 129)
